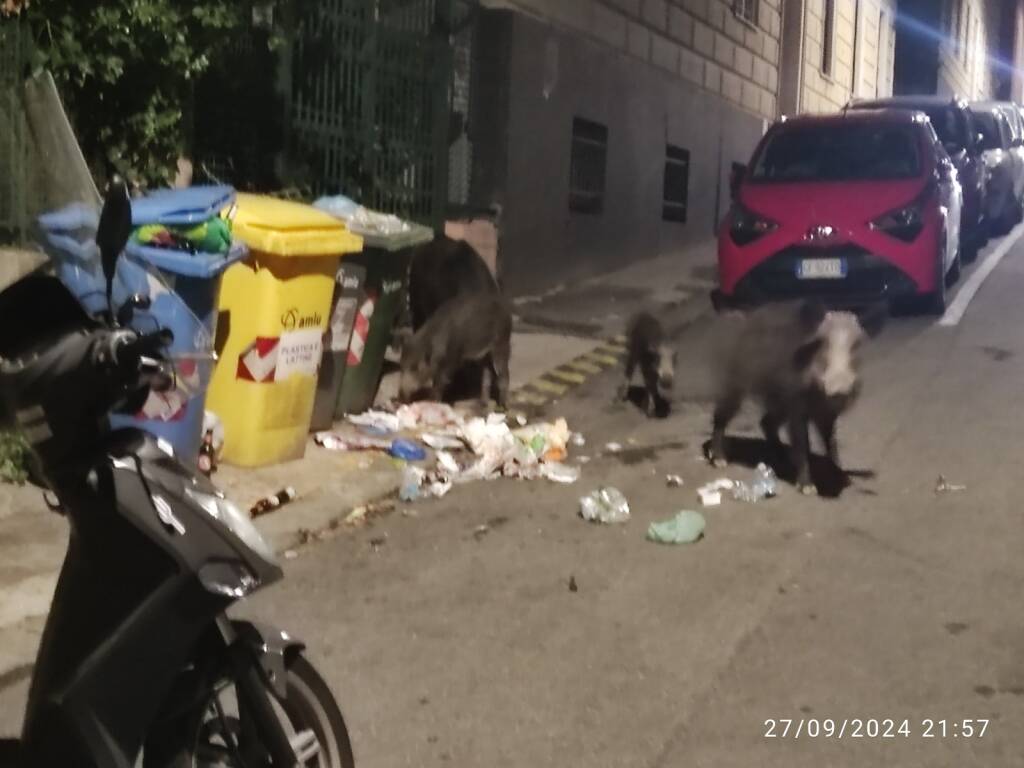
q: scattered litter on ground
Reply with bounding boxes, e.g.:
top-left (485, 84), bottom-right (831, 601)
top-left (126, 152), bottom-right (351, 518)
top-left (577, 455), bottom-right (591, 464)
top-left (604, 442), bottom-right (623, 453)
top-left (568, 575), bottom-right (578, 592)
top-left (570, 432), bottom-right (586, 447)
top-left (732, 463), bottom-right (778, 503)
top-left (666, 474), bottom-right (684, 487)
top-left (344, 506), bottom-right (368, 526)
top-left (579, 487), bottom-right (630, 524)
top-left (369, 535), bottom-right (388, 552)
top-left (315, 433), bottom-right (393, 451)
top-left (422, 433), bottom-right (465, 450)
top-left (697, 478), bottom-right (734, 507)
top-left (514, 413), bottom-right (528, 427)
top-left (935, 475), bottom-right (967, 494)
top-left (540, 462), bottom-right (580, 484)
top-left (389, 438), bottom-right (426, 461)
top-left (344, 403), bottom-right (583, 502)
top-left (647, 510), bottom-right (706, 544)
top-left (473, 524), bottom-right (490, 541)
top-left (250, 487), bottom-right (297, 518)
top-left (284, 549), bottom-right (298, 560)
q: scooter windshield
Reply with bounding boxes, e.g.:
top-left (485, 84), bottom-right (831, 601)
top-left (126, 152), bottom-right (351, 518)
top-left (21, 71), bottom-right (218, 387)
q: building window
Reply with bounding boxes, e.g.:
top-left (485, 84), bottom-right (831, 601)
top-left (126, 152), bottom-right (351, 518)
top-left (822, 0), bottom-right (836, 76)
top-left (733, 0), bottom-right (758, 25)
top-left (662, 145), bottom-right (690, 223)
top-left (962, 5), bottom-right (971, 64)
top-left (569, 117), bottom-right (607, 215)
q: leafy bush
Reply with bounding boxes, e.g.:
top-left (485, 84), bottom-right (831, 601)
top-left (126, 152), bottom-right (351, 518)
top-left (0, 431), bottom-right (30, 485)
top-left (19, 1), bottom-right (244, 186)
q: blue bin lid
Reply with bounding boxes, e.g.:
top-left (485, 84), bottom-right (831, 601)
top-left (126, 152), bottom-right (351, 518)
top-left (37, 203), bottom-right (98, 233)
top-left (130, 185), bottom-right (236, 226)
top-left (125, 240), bottom-right (249, 279)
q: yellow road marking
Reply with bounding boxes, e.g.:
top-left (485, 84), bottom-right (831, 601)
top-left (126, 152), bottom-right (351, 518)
top-left (548, 368), bottom-right (588, 385)
top-left (530, 378), bottom-right (570, 396)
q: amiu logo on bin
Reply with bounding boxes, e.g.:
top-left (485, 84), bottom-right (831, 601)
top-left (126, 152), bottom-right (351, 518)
top-left (281, 307), bottom-right (323, 331)
top-left (382, 279), bottom-right (403, 295)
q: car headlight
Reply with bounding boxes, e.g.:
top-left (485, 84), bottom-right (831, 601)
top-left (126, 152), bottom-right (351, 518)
top-left (870, 203), bottom-right (924, 243)
top-left (186, 488), bottom-right (278, 566)
top-left (728, 202), bottom-right (778, 246)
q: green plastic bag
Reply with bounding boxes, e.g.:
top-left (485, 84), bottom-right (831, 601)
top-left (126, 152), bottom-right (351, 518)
top-left (646, 510), bottom-right (706, 544)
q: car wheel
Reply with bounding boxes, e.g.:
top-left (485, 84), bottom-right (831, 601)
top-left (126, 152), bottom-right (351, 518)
top-left (947, 242), bottom-right (962, 285)
top-left (927, 236), bottom-right (949, 316)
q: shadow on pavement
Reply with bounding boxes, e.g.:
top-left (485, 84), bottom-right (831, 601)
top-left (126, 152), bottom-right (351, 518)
top-left (700, 435), bottom-right (876, 499)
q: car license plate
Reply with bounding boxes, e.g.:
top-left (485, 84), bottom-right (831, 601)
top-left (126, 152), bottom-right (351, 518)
top-left (796, 258), bottom-right (846, 280)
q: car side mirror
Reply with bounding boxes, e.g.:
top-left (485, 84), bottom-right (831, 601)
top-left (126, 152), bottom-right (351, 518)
top-left (729, 164), bottom-right (746, 201)
top-left (96, 175), bottom-right (133, 317)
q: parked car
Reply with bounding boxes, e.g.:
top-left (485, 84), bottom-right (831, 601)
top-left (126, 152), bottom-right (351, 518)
top-left (973, 100), bottom-right (1024, 230)
top-left (717, 110), bottom-right (962, 313)
top-left (969, 104), bottom-right (1022, 234)
top-left (848, 96), bottom-right (985, 258)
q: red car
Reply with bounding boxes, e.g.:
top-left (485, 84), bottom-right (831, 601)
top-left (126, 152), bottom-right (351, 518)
top-left (716, 110), bottom-right (963, 312)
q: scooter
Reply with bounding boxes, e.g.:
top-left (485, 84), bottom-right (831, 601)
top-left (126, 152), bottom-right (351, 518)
top-left (0, 178), bottom-right (354, 768)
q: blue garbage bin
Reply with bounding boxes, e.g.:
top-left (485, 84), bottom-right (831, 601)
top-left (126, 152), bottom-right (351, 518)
top-left (38, 186), bottom-right (246, 463)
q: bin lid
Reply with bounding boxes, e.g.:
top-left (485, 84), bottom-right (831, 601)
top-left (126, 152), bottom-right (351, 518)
top-left (131, 186), bottom-right (236, 227)
top-left (125, 240), bottom-right (249, 278)
top-left (231, 194), bottom-right (363, 257)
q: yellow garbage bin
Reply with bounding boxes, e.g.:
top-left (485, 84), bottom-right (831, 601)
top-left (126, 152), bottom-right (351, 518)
top-left (207, 194), bottom-right (363, 466)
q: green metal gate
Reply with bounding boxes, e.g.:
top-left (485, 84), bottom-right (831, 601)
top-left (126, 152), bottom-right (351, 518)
top-left (0, 16), bottom-right (31, 244)
top-left (289, 0), bottom-right (453, 228)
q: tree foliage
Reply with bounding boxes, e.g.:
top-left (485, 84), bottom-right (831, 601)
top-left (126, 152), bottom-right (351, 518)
top-left (19, 0), bottom-right (245, 186)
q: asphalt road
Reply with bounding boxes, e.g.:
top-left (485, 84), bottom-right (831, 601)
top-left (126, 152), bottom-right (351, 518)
top-left (4, 229), bottom-right (1024, 767)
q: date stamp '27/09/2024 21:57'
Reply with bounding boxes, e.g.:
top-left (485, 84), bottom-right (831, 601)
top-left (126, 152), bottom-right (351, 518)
top-left (764, 718), bottom-right (990, 739)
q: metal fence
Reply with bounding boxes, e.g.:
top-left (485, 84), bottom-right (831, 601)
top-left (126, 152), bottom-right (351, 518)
top-left (0, 17), bottom-right (31, 244)
top-left (288, 0), bottom-right (454, 227)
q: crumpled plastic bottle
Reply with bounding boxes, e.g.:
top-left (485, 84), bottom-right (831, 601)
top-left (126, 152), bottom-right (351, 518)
top-left (732, 463), bottom-right (778, 503)
top-left (399, 465), bottom-right (424, 502)
top-left (579, 487), bottom-right (630, 524)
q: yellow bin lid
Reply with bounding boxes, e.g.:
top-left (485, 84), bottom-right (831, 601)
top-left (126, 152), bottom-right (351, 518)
top-left (231, 193), bottom-right (364, 257)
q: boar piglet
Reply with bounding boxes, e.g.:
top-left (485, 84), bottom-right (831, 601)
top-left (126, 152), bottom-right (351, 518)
top-left (399, 292), bottom-right (512, 408)
top-left (708, 299), bottom-right (886, 495)
top-left (619, 312), bottom-right (677, 416)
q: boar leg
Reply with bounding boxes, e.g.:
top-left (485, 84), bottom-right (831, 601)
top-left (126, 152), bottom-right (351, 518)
top-left (618, 352), bottom-right (636, 402)
top-left (710, 391), bottom-right (741, 467)
top-left (491, 342), bottom-right (511, 410)
top-left (788, 411), bottom-right (816, 495)
top-left (641, 361), bottom-right (661, 416)
top-left (760, 410), bottom-right (783, 448)
top-left (814, 412), bottom-right (840, 468)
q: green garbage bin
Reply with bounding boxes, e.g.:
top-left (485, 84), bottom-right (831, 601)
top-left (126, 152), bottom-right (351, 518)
top-left (316, 220), bottom-right (435, 419)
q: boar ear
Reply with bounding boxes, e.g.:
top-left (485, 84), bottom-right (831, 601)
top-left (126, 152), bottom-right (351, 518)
top-left (798, 299), bottom-right (828, 333)
top-left (859, 302), bottom-right (888, 338)
top-left (793, 338), bottom-right (824, 371)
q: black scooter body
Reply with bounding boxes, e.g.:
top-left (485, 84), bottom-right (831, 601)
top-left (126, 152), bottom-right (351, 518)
top-left (0, 263), bottom-right (308, 767)
top-left (21, 429), bottom-right (285, 767)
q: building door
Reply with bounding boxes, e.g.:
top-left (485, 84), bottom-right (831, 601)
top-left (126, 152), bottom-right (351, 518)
top-left (778, 0), bottom-right (805, 116)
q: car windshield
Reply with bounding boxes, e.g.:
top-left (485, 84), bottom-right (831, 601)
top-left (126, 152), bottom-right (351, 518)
top-left (749, 123), bottom-right (922, 182)
top-left (919, 107), bottom-right (967, 148)
top-left (974, 111), bottom-right (1002, 151)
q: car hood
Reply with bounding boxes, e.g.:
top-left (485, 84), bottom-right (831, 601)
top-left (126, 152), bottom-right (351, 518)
top-left (739, 179), bottom-right (928, 226)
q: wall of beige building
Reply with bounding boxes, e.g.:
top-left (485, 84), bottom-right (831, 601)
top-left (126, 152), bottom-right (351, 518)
top-left (791, 0), bottom-right (897, 114)
top-left (486, 0), bottom-right (784, 120)
top-left (937, 0), bottom-right (1003, 100)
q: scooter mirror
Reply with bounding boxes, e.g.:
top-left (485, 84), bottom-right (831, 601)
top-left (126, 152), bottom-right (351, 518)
top-left (116, 293), bottom-right (152, 327)
top-left (96, 176), bottom-right (133, 317)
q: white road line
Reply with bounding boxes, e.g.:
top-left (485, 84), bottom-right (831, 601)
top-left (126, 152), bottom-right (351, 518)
top-left (939, 224), bottom-right (1024, 327)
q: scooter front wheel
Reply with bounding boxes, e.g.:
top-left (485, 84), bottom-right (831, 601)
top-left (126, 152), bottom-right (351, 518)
top-left (146, 654), bottom-right (354, 768)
